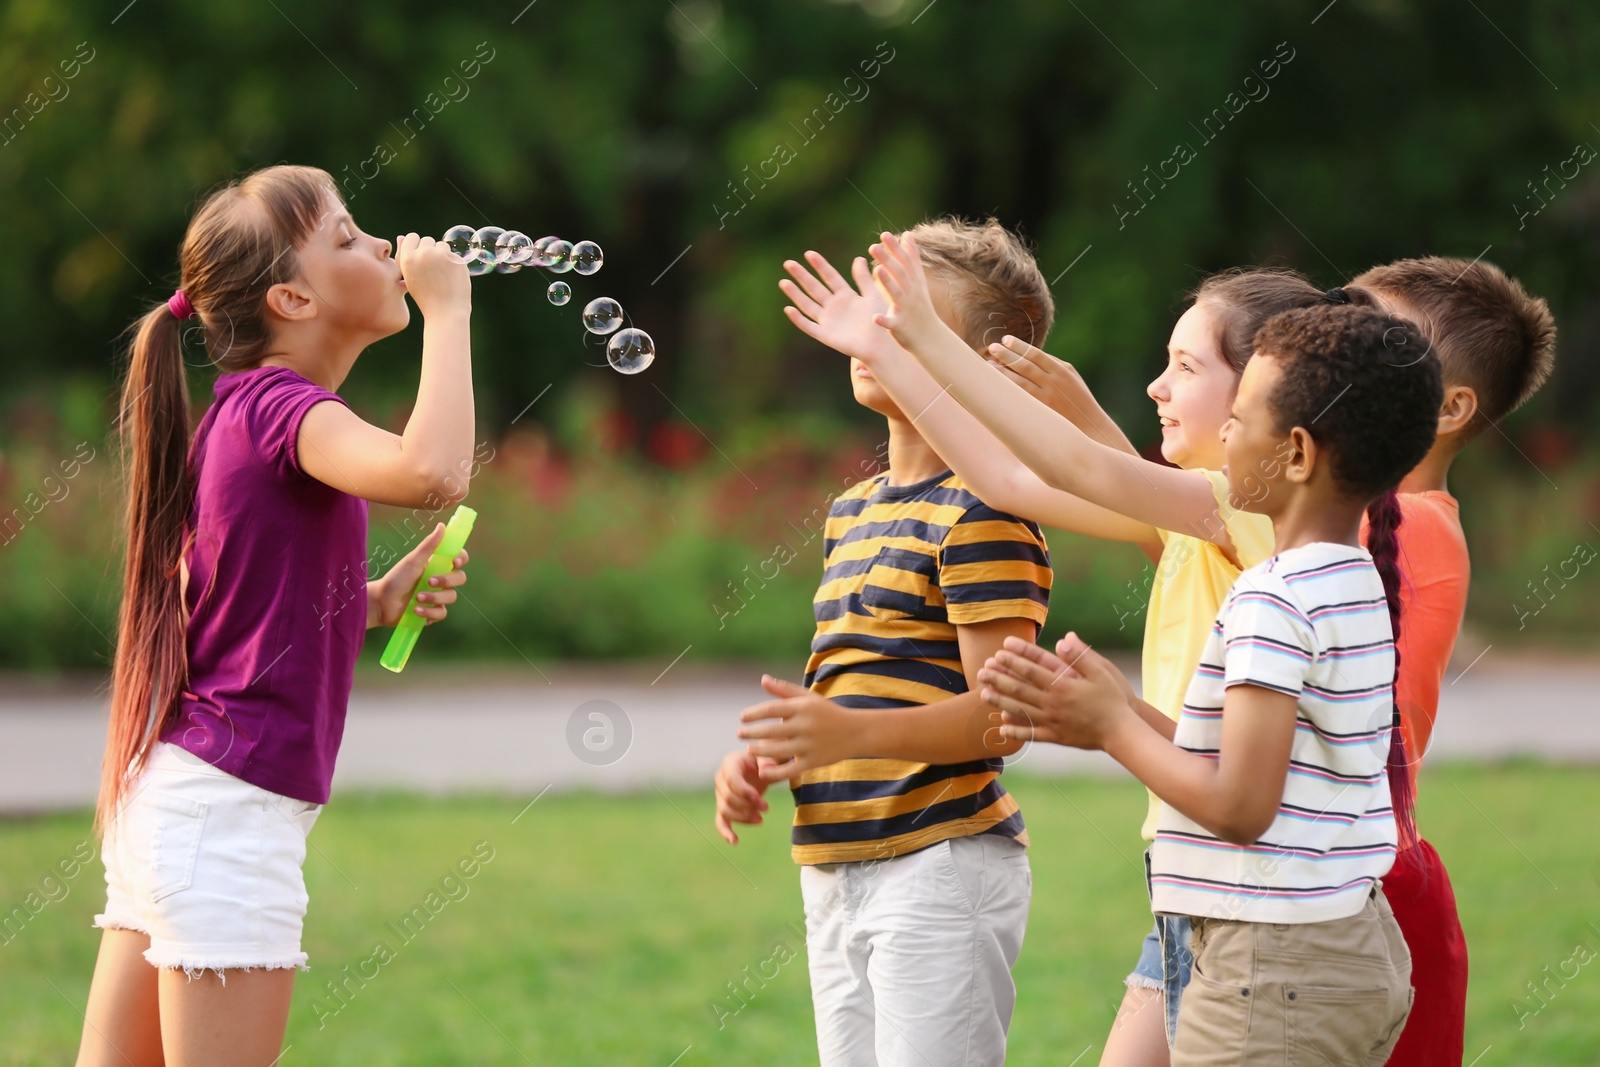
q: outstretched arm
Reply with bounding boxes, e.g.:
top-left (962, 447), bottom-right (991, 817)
top-left (985, 336), bottom-right (1141, 457)
top-left (869, 232), bottom-right (1234, 553)
top-left (780, 252), bottom-right (1162, 550)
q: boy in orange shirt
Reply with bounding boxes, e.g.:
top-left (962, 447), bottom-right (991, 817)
top-left (1350, 256), bottom-right (1556, 1067)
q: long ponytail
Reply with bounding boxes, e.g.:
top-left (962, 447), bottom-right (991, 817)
top-left (100, 307), bottom-right (196, 831)
top-left (97, 164), bottom-right (342, 832)
top-left (1364, 489), bottom-right (1419, 852)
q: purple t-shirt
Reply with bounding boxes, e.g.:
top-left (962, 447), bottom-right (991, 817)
top-left (159, 365), bottom-right (369, 804)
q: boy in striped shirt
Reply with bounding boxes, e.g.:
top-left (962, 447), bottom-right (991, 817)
top-left (715, 218), bottom-right (1054, 1067)
top-left (978, 305), bottom-right (1443, 1064)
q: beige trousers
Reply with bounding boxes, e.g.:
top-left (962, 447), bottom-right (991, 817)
top-left (1171, 886), bottom-right (1414, 1066)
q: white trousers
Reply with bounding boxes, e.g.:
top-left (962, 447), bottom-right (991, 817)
top-left (800, 834), bottom-right (1032, 1067)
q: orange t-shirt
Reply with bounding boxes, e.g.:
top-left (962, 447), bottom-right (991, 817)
top-left (1359, 491), bottom-right (1469, 797)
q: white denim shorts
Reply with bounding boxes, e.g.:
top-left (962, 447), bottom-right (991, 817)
top-left (95, 741), bottom-right (322, 976)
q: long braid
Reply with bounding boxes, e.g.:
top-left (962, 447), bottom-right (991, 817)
top-left (1364, 490), bottom-right (1419, 852)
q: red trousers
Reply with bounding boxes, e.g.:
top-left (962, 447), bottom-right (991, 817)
top-left (1383, 839), bottom-right (1468, 1066)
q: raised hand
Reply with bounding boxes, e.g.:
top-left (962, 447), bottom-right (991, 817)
top-left (779, 251), bottom-right (899, 364)
top-left (867, 231), bottom-right (942, 350)
top-left (986, 336), bottom-right (1090, 418)
top-left (984, 335), bottom-right (1140, 455)
top-left (396, 232), bottom-right (471, 319)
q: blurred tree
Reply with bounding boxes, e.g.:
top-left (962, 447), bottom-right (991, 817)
top-left (0, 0), bottom-right (1592, 442)
top-left (0, 0), bottom-right (1596, 669)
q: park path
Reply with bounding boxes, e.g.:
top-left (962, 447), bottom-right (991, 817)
top-left (1, 650), bottom-right (1594, 814)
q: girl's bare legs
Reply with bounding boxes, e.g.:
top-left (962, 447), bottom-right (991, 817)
top-left (1099, 985), bottom-right (1171, 1067)
top-left (77, 929), bottom-right (165, 1067)
top-left (159, 967), bottom-right (296, 1067)
top-left (77, 930), bottom-right (297, 1067)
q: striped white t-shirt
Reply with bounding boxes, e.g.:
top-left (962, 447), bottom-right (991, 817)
top-left (1150, 542), bottom-right (1399, 924)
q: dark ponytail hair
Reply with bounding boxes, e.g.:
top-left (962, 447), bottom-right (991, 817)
top-left (1252, 305), bottom-right (1442, 855)
top-left (1362, 489), bottom-right (1418, 849)
top-left (101, 165), bottom-right (342, 832)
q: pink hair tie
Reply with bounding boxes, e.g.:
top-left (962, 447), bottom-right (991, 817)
top-left (167, 290), bottom-right (196, 320)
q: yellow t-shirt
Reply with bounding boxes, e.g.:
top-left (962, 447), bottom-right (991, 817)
top-left (1138, 469), bottom-right (1276, 841)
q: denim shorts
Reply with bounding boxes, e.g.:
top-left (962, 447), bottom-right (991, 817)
top-left (1131, 848), bottom-right (1195, 1046)
top-left (95, 742), bottom-right (322, 976)
top-left (1129, 916), bottom-right (1194, 990)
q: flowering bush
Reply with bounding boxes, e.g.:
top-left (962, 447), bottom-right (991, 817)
top-left (1, 387), bottom-right (1594, 672)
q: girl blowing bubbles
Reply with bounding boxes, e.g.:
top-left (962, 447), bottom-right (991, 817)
top-left (964, 302), bottom-right (1443, 1064)
top-left (80, 165), bottom-right (475, 1067)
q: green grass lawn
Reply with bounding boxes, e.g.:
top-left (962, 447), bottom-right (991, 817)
top-left (4, 763), bottom-right (1599, 1065)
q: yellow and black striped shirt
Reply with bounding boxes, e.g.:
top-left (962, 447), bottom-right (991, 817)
top-left (792, 469), bottom-right (1052, 865)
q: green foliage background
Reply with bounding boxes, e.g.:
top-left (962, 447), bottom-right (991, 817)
top-left (0, 0), bottom-right (1596, 668)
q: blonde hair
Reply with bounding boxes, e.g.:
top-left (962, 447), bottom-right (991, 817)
top-left (907, 216), bottom-right (1054, 351)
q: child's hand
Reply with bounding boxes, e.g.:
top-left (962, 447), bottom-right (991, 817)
top-left (372, 522), bottom-right (471, 628)
top-left (714, 749), bottom-right (775, 845)
top-left (779, 252), bottom-right (900, 365)
top-left (985, 336), bottom-right (1097, 423)
top-left (396, 233), bottom-right (471, 319)
top-left (868, 231), bottom-right (942, 351)
top-left (738, 675), bottom-right (860, 782)
top-left (978, 633), bottom-right (1133, 750)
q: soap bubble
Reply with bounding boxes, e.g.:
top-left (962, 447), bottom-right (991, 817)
top-left (571, 240), bottom-right (604, 275)
top-left (472, 226), bottom-right (506, 262)
top-left (455, 226), bottom-right (505, 276)
top-left (606, 328), bottom-right (655, 375)
top-left (544, 239), bottom-right (574, 273)
top-left (582, 297), bottom-right (625, 335)
top-left (547, 281), bottom-right (572, 306)
top-left (497, 231), bottom-right (534, 265)
top-left (531, 236), bottom-right (558, 265)
top-left (493, 230), bottom-right (528, 274)
top-left (442, 224), bottom-right (475, 259)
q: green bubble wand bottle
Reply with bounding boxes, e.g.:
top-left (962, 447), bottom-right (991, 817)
top-left (380, 504), bottom-right (477, 673)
